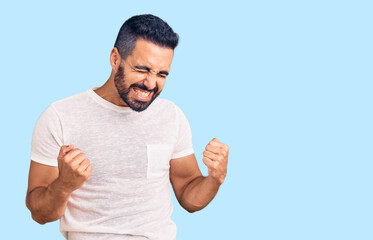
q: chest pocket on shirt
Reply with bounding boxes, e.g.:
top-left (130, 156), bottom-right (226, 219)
top-left (147, 144), bottom-right (173, 179)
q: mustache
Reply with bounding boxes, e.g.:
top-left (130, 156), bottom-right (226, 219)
top-left (130, 83), bottom-right (158, 93)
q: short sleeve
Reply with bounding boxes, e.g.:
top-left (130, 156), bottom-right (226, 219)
top-left (30, 104), bottom-right (63, 167)
top-left (172, 105), bottom-right (194, 159)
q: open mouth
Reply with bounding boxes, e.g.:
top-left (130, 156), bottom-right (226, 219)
top-left (132, 87), bottom-right (153, 101)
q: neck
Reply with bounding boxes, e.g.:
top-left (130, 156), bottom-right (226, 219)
top-left (94, 72), bottom-right (128, 107)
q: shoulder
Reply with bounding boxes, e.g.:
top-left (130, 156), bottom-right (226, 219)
top-left (150, 98), bottom-right (188, 119)
top-left (153, 98), bottom-right (184, 112)
top-left (32, 89), bottom-right (92, 126)
top-left (45, 89), bottom-right (94, 120)
top-left (154, 98), bottom-right (177, 107)
top-left (51, 89), bottom-right (90, 110)
top-left (151, 98), bottom-right (190, 126)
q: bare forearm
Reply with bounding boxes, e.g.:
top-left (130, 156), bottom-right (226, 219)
top-left (180, 175), bottom-right (221, 213)
top-left (26, 179), bottom-right (71, 224)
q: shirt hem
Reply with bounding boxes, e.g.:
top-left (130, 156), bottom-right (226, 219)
top-left (30, 153), bottom-right (58, 167)
top-left (171, 148), bottom-right (194, 159)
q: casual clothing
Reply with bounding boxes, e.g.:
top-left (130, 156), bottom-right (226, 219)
top-left (30, 87), bottom-right (194, 240)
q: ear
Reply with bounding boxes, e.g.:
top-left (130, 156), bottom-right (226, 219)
top-left (110, 47), bottom-right (122, 70)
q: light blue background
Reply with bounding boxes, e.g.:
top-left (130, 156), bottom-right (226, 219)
top-left (0, 0), bottom-right (372, 239)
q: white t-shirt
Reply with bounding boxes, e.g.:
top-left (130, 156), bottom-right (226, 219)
top-left (30, 87), bottom-right (194, 240)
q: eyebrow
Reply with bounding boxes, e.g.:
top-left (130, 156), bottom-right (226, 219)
top-left (134, 65), bottom-right (169, 76)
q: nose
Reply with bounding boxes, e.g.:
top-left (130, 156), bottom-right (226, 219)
top-left (144, 72), bottom-right (157, 90)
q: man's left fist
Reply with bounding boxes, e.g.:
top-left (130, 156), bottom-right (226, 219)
top-left (202, 138), bottom-right (229, 184)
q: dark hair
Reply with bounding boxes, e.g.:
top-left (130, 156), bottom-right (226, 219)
top-left (114, 14), bottom-right (179, 60)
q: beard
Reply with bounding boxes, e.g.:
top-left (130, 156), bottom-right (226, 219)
top-left (114, 65), bottom-right (161, 112)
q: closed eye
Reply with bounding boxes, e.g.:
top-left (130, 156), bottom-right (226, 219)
top-left (134, 66), bottom-right (150, 73)
top-left (134, 65), bottom-right (169, 78)
top-left (159, 71), bottom-right (169, 76)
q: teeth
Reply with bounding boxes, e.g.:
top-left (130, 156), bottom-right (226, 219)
top-left (134, 88), bottom-right (150, 98)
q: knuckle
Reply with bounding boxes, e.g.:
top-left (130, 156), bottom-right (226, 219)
top-left (81, 167), bottom-right (88, 175)
top-left (86, 167), bottom-right (93, 177)
top-left (211, 162), bottom-right (217, 169)
top-left (76, 168), bottom-right (83, 175)
top-left (63, 156), bottom-right (70, 163)
top-left (70, 161), bottom-right (78, 169)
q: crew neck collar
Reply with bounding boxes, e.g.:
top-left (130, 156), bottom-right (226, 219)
top-left (86, 87), bottom-right (159, 113)
top-left (87, 87), bottom-right (133, 113)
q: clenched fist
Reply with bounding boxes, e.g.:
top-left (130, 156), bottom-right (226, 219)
top-left (56, 145), bottom-right (92, 193)
top-left (202, 138), bottom-right (229, 185)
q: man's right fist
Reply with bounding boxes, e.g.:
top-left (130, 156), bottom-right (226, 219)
top-left (56, 145), bottom-right (93, 193)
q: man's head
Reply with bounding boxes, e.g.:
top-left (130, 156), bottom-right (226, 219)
top-left (114, 14), bottom-right (179, 61)
top-left (112, 14), bottom-right (179, 112)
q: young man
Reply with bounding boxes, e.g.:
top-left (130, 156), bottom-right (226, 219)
top-left (26, 14), bottom-right (229, 240)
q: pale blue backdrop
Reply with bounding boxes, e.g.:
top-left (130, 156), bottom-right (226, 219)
top-left (0, 0), bottom-right (372, 239)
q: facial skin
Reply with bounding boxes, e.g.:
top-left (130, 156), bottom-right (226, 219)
top-left (114, 38), bottom-right (174, 112)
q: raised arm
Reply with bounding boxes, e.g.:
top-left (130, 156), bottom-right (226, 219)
top-left (26, 145), bottom-right (92, 224)
top-left (170, 138), bottom-right (229, 213)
